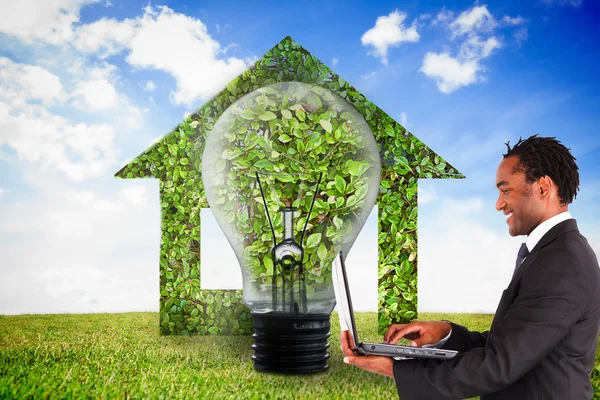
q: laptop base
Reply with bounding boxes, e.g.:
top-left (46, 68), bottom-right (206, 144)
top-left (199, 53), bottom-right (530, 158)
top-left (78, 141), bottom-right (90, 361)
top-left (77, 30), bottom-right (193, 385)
top-left (251, 312), bottom-right (331, 374)
top-left (359, 342), bottom-right (457, 359)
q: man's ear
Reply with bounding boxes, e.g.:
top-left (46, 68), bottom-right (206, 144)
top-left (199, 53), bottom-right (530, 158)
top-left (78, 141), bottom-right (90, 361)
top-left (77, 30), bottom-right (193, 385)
top-left (538, 175), bottom-right (553, 199)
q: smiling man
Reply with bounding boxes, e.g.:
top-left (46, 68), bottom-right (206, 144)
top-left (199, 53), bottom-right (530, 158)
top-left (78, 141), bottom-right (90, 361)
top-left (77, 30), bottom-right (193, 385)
top-left (342, 135), bottom-right (600, 399)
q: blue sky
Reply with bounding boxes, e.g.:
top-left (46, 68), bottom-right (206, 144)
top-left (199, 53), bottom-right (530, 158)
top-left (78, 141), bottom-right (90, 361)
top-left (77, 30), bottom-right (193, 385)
top-left (0, 0), bottom-right (598, 314)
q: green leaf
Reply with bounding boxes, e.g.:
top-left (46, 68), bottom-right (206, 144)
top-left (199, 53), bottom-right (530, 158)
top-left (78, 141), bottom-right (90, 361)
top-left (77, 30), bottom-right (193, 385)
top-left (258, 111), bottom-right (277, 121)
top-left (404, 311), bottom-right (416, 319)
top-left (216, 159), bottom-right (226, 173)
top-left (317, 243), bottom-right (327, 261)
top-left (335, 175), bottom-right (346, 194)
top-left (226, 81), bottom-right (237, 96)
top-left (239, 108), bottom-right (255, 120)
top-left (208, 327), bottom-right (219, 335)
top-left (254, 160), bottom-right (274, 170)
top-left (333, 216), bottom-right (343, 230)
top-left (281, 109), bottom-right (292, 119)
top-left (263, 256), bottom-right (273, 275)
top-left (179, 158), bottom-right (189, 166)
top-left (346, 160), bottom-right (369, 177)
top-left (319, 119), bottom-right (332, 133)
top-left (306, 233), bottom-right (321, 248)
top-left (346, 195), bottom-right (358, 208)
top-left (278, 134), bottom-right (292, 143)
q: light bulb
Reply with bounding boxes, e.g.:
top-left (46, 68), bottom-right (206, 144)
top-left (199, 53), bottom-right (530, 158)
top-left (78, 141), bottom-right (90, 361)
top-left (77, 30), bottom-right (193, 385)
top-left (201, 82), bottom-right (380, 373)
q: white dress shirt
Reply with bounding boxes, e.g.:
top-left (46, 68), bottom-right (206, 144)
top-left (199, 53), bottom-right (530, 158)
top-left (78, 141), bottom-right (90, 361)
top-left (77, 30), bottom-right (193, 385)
top-left (523, 211), bottom-right (572, 259)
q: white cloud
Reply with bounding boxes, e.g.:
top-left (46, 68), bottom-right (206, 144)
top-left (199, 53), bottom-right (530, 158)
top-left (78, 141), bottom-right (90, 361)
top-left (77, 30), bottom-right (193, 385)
top-left (399, 111), bottom-right (408, 127)
top-left (71, 68), bottom-right (119, 111)
top-left (1, 55), bottom-right (143, 137)
top-left (361, 10), bottom-right (420, 65)
top-left (514, 28), bottom-right (528, 47)
top-left (0, 0), bottom-right (99, 45)
top-left (418, 184), bottom-right (437, 204)
top-left (0, 103), bottom-right (119, 182)
top-left (0, 58), bottom-right (65, 105)
top-left (72, 5), bottom-right (250, 106)
top-left (459, 36), bottom-right (502, 60)
top-left (214, 23), bottom-right (231, 34)
top-left (542, 0), bottom-right (583, 7)
top-left (143, 80), bottom-right (156, 92)
top-left (332, 58), bottom-right (339, 67)
top-left (0, 178), bottom-right (160, 314)
top-left (0, 59), bottom-right (120, 182)
top-left (420, 52), bottom-right (479, 94)
top-left (121, 185), bottom-right (149, 205)
top-left (2, 4), bottom-right (250, 107)
top-left (0, 188), bottom-right (7, 199)
top-left (72, 16), bottom-right (136, 58)
top-left (361, 71), bottom-right (377, 80)
top-left (502, 15), bottom-right (525, 26)
top-left (432, 8), bottom-right (454, 26)
top-left (66, 61), bottom-right (145, 129)
top-left (421, 5), bottom-right (510, 93)
top-left (116, 104), bottom-right (146, 130)
top-left (449, 5), bottom-right (496, 37)
top-left (67, 57), bottom-right (85, 75)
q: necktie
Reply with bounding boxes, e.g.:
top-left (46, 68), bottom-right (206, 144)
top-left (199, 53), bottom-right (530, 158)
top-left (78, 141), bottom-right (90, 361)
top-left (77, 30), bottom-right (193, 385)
top-left (513, 242), bottom-right (529, 275)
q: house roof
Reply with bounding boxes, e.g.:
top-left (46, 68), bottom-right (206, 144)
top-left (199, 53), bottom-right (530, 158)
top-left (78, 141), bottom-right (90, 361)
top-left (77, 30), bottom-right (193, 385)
top-left (115, 36), bottom-right (463, 181)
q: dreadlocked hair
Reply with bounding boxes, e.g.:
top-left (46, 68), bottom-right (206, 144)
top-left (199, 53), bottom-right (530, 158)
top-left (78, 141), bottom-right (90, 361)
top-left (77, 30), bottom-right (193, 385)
top-left (503, 135), bottom-right (579, 205)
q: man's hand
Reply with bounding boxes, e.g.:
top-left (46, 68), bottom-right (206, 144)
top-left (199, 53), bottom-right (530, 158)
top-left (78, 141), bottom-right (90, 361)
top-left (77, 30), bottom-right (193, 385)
top-left (340, 330), bottom-right (394, 378)
top-left (384, 321), bottom-right (452, 347)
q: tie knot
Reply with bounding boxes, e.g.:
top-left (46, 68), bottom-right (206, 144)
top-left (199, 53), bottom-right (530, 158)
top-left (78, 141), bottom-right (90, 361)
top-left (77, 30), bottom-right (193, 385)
top-left (518, 243), bottom-right (529, 258)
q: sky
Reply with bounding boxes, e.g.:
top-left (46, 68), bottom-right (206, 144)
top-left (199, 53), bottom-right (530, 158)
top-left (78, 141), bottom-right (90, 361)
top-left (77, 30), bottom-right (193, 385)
top-left (0, 0), bottom-right (599, 315)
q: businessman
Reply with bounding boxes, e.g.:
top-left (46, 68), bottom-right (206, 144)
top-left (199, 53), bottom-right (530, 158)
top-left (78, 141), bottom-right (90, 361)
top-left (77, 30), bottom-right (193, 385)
top-left (341, 135), bottom-right (600, 399)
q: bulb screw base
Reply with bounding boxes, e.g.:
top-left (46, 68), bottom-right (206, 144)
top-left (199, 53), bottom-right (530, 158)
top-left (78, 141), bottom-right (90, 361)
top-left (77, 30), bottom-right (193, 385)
top-left (251, 312), bottom-right (331, 374)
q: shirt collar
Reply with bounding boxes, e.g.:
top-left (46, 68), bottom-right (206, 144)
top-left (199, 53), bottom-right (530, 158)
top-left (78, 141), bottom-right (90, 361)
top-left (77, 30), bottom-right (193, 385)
top-left (525, 211), bottom-right (572, 252)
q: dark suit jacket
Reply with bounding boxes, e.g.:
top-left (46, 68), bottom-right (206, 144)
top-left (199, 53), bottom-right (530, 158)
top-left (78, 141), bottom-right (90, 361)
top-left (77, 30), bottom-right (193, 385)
top-left (393, 219), bottom-right (600, 399)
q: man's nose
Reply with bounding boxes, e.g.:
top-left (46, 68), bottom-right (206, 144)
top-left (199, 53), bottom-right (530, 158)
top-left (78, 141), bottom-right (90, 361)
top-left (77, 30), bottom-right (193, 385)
top-left (495, 195), bottom-right (505, 212)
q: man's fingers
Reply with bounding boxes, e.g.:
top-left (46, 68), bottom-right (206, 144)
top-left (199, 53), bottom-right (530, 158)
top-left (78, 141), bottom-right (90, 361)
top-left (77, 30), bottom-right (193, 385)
top-left (388, 324), bottom-right (424, 344)
top-left (344, 355), bottom-right (370, 367)
top-left (384, 324), bottom-right (407, 343)
top-left (342, 330), bottom-right (356, 348)
top-left (340, 330), bottom-right (357, 357)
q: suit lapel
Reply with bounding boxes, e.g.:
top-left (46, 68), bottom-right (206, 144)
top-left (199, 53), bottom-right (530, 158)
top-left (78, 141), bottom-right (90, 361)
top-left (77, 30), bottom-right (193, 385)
top-left (511, 219), bottom-right (579, 281)
top-left (490, 219), bottom-right (580, 331)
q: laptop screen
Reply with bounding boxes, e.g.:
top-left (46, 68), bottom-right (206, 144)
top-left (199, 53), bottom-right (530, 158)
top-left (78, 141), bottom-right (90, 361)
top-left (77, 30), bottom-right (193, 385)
top-left (332, 250), bottom-right (361, 348)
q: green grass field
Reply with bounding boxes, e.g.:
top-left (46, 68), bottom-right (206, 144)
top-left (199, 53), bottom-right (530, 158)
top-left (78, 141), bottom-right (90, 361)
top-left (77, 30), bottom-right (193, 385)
top-left (1, 312), bottom-right (598, 399)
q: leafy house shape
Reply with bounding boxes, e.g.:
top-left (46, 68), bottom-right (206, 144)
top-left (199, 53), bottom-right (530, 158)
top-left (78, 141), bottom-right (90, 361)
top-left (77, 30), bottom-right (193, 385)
top-left (115, 36), bottom-right (463, 335)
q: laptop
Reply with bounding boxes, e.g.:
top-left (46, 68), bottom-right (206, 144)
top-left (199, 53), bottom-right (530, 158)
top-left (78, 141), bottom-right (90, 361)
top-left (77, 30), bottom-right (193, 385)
top-left (332, 250), bottom-right (458, 360)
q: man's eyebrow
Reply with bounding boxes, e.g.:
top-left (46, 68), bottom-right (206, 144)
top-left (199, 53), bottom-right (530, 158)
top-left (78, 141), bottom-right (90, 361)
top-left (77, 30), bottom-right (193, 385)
top-left (496, 181), bottom-right (509, 189)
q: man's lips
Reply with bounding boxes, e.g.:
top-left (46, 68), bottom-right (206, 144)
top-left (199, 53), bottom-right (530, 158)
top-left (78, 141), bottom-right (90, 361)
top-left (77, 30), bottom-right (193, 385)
top-left (506, 212), bottom-right (513, 223)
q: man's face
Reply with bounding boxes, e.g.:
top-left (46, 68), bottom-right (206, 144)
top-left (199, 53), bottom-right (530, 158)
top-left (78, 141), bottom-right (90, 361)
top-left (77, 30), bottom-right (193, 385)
top-left (495, 155), bottom-right (543, 237)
